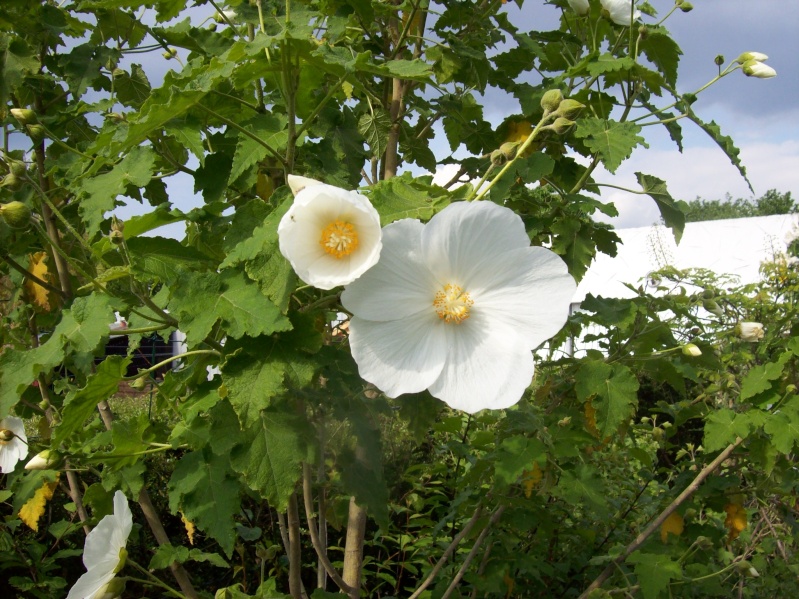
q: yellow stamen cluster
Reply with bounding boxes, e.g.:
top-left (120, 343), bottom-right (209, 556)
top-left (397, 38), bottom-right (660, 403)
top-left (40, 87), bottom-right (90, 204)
top-left (319, 220), bottom-right (359, 258)
top-left (433, 284), bottom-right (473, 324)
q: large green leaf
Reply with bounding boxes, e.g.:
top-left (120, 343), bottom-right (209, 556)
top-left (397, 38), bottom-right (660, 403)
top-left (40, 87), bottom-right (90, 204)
top-left (574, 118), bottom-right (647, 173)
top-left (628, 551), bottom-right (683, 599)
top-left (635, 172), bottom-right (686, 243)
top-left (365, 172), bottom-right (453, 225)
top-left (127, 236), bottom-right (215, 285)
top-left (575, 360), bottom-right (639, 439)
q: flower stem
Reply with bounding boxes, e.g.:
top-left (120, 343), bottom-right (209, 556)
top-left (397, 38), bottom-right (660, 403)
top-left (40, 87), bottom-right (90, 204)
top-left (121, 350), bottom-right (221, 381)
top-left (126, 559), bottom-right (187, 599)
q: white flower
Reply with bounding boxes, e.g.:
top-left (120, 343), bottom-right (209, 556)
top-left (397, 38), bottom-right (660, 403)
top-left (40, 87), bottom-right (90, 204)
top-left (0, 416), bottom-right (28, 473)
top-left (567, 0), bottom-right (590, 15)
top-left (67, 491), bottom-right (132, 599)
top-left (341, 201), bottom-right (576, 413)
top-left (278, 175), bottom-right (382, 290)
top-left (736, 322), bottom-right (764, 342)
top-left (741, 59), bottom-right (776, 79)
top-left (600, 0), bottom-right (640, 25)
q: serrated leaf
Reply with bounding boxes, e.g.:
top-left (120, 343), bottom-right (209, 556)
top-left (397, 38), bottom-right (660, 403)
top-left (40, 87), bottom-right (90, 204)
top-left (494, 435), bottom-right (545, 487)
top-left (703, 409), bottom-right (759, 452)
top-left (168, 449), bottom-right (241, 557)
top-left (554, 464), bottom-right (607, 512)
top-left (575, 360), bottom-right (639, 439)
top-left (78, 146), bottom-right (156, 234)
top-left (169, 269), bottom-right (291, 346)
top-left (127, 236), bottom-right (215, 285)
top-left (229, 114), bottom-right (288, 184)
top-left (114, 63), bottom-right (151, 108)
top-left (221, 191), bottom-right (292, 268)
top-left (584, 53), bottom-right (636, 76)
top-left (365, 172), bottom-right (452, 224)
top-left (740, 352), bottom-right (791, 401)
top-left (0, 34), bottom-right (40, 104)
top-left (628, 551), bottom-right (683, 599)
top-left (635, 172), bottom-right (685, 243)
top-left (164, 116), bottom-right (205, 164)
top-left (230, 409), bottom-right (315, 512)
top-left (0, 341), bottom-right (64, 415)
top-left (358, 110), bottom-right (391, 158)
top-left (55, 356), bottom-right (131, 443)
top-left (639, 29), bottom-right (682, 87)
top-left (488, 153), bottom-right (555, 200)
top-left (574, 118), bottom-right (647, 173)
top-left (685, 114), bottom-right (752, 193)
top-left (764, 397), bottom-right (799, 454)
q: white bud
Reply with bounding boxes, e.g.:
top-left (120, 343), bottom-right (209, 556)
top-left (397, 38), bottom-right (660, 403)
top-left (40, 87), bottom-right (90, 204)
top-left (736, 51), bottom-right (768, 64)
top-left (736, 322), bottom-right (764, 342)
top-left (567, 0), bottom-right (590, 15)
top-left (742, 60), bottom-right (776, 79)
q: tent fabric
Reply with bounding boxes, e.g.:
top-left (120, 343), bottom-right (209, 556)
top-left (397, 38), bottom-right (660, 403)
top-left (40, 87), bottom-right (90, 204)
top-left (574, 214), bottom-right (799, 303)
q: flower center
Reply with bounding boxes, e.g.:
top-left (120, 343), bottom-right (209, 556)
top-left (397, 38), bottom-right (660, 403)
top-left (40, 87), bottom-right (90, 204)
top-left (0, 429), bottom-right (13, 444)
top-left (433, 284), bottom-right (473, 324)
top-left (319, 220), bottom-right (359, 259)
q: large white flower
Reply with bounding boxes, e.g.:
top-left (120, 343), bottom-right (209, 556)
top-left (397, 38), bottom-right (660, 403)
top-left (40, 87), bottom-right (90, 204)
top-left (600, 0), bottom-right (640, 25)
top-left (0, 416), bottom-right (28, 473)
top-left (67, 490), bottom-right (132, 599)
top-left (341, 201), bottom-right (576, 413)
top-left (278, 175), bottom-right (382, 290)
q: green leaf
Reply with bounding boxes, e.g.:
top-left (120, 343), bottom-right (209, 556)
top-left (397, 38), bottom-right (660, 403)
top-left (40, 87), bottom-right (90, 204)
top-left (54, 356), bottom-right (131, 443)
top-left (575, 360), bottom-right (639, 439)
top-left (740, 352), bottom-right (791, 401)
top-left (365, 172), bottom-right (452, 225)
top-left (703, 409), bottom-right (761, 452)
top-left (221, 191), bottom-right (291, 268)
top-left (764, 397), bottom-right (799, 454)
top-left (0, 341), bottom-right (64, 416)
top-left (583, 53), bottom-right (636, 77)
top-left (78, 146), bottom-right (156, 234)
top-left (108, 413), bottom-right (154, 469)
top-left (494, 435), bottom-right (546, 487)
top-left (358, 109), bottom-right (391, 158)
top-left (222, 327), bottom-right (320, 428)
top-left (114, 63), bottom-right (151, 108)
top-left (53, 293), bottom-right (117, 367)
top-left (635, 172), bottom-right (685, 243)
top-left (628, 551), bottom-right (683, 599)
top-left (639, 29), bottom-right (682, 87)
top-left (489, 153), bottom-right (556, 200)
top-left (229, 114), bottom-right (288, 185)
top-left (164, 116), bottom-right (205, 164)
top-left (168, 449), bottom-right (241, 557)
top-left (574, 118), bottom-right (648, 173)
top-left (554, 464), bottom-right (608, 512)
top-left (169, 269), bottom-right (291, 347)
top-left (230, 409), bottom-right (315, 512)
top-left (127, 236), bottom-right (215, 285)
top-left (685, 114), bottom-right (752, 193)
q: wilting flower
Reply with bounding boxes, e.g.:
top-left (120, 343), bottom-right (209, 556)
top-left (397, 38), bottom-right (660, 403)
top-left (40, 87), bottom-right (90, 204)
top-left (0, 416), bottom-right (28, 474)
top-left (600, 0), bottom-right (640, 25)
top-left (741, 60), bottom-right (776, 79)
top-left (278, 175), bottom-right (382, 290)
top-left (67, 491), bottom-right (132, 599)
top-left (567, 0), bottom-right (590, 15)
top-left (736, 322), bottom-right (764, 342)
top-left (341, 201), bottom-right (576, 413)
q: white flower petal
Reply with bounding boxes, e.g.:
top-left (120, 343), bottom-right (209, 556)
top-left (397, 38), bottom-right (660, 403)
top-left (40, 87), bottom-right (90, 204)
top-left (428, 314), bottom-right (535, 413)
top-left (66, 560), bottom-right (116, 599)
top-left (470, 246), bottom-right (576, 349)
top-left (83, 491), bottom-right (131, 569)
top-left (0, 446), bottom-right (18, 473)
top-left (421, 201), bottom-right (530, 283)
top-left (348, 312), bottom-right (447, 397)
top-left (342, 219), bottom-right (440, 321)
top-left (600, 0), bottom-right (640, 25)
top-left (278, 182), bottom-right (382, 290)
top-left (287, 174), bottom-right (323, 196)
top-left (0, 416), bottom-right (28, 473)
top-left (567, 0), bottom-right (590, 15)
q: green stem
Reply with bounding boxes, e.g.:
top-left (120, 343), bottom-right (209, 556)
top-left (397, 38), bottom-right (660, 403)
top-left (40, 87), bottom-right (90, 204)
top-left (26, 176), bottom-right (96, 257)
top-left (115, 324), bottom-right (171, 335)
top-left (126, 559), bottom-right (186, 599)
top-left (121, 350), bottom-right (220, 381)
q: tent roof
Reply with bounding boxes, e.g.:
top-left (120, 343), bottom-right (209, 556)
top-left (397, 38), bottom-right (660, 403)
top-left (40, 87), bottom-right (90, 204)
top-left (574, 214), bottom-right (799, 302)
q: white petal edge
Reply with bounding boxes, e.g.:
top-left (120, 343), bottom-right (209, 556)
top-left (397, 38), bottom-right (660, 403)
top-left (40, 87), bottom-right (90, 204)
top-left (342, 219), bottom-right (440, 321)
top-left (348, 311), bottom-right (447, 398)
top-left (428, 313), bottom-right (535, 413)
top-left (421, 201), bottom-right (531, 283)
top-left (468, 246), bottom-right (576, 349)
top-left (66, 560), bottom-right (116, 599)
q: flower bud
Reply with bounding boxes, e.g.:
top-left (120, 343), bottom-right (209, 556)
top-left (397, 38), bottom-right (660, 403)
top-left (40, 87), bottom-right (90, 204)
top-left (549, 117), bottom-right (576, 135)
top-left (555, 99), bottom-right (586, 119)
top-left (105, 112), bottom-right (127, 122)
top-left (541, 89), bottom-right (564, 113)
top-left (9, 160), bottom-right (27, 177)
top-left (735, 322), bottom-right (764, 342)
top-left (0, 201), bottom-right (32, 229)
top-left (702, 288), bottom-right (714, 299)
top-left (742, 59), bottom-right (776, 79)
top-left (162, 47), bottom-right (178, 60)
top-left (112, 68), bottom-right (126, 78)
top-left (1, 173), bottom-right (23, 191)
top-left (679, 1), bottom-right (693, 12)
top-left (696, 536), bottom-right (713, 550)
top-left (638, 25), bottom-right (648, 39)
top-left (734, 560), bottom-right (759, 577)
top-left (25, 450), bottom-right (59, 470)
top-left (131, 376), bottom-right (147, 390)
top-left (566, 0), bottom-right (590, 16)
top-left (736, 51), bottom-right (768, 64)
top-left (682, 343), bottom-right (701, 357)
top-left (10, 108), bottom-right (37, 125)
top-left (702, 298), bottom-right (723, 316)
top-left (714, 55), bottom-right (725, 66)
top-left (26, 123), bottom-right (47, 142)
top-left (109, 229), bottom-right (125, 245)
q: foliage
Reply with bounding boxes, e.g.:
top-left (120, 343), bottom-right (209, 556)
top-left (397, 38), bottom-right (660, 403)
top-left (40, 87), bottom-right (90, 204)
top-left (0, 1), bottom-right (796, 598)
top-left (682, 189), bottom-right (797, 222)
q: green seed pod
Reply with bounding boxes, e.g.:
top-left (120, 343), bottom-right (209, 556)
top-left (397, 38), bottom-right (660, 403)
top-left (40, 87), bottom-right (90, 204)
top-left (26, 123), bottom-right (46, 142)
top-left (10, 108), bottom-right (37, 126)
top-left (540, 89), bottom-right (564, 113)
top-left (9, 160), bottom-right (27, 177)
top-left (549, 117), bottom-right (576, 135)
top-left (0, 201), bottom-right (32, 229)
top-left (679, 2), bottom-right (694, 12)
top-left (702, 288), bottom-right (714, 299)
top-left (555, 99), bottom-right (586, 119)
top-left (131, 376), bottom-right (147, 390)
top-left (714, 54), bottom-right (725, 66)
top-left (1, 173), bottom-right (22, 191)
top-left (109, 229), bottom-right (125, 245)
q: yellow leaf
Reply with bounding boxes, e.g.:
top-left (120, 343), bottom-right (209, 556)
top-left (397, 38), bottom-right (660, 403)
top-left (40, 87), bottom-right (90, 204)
top-left (660, 511), bottom-right (684, 543)
top-left (25, 252), bottom-right (55, 311)
top-left (19, 476), bottom-right (60, 532)
top-left (584, 401), bottom-right (598, 437)
top-left (181, 511), bottom-right (196, 545)
top-left (522, 462), bottom-right (543, 498)
top-left (724, 503), bottom-right (747, 542)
